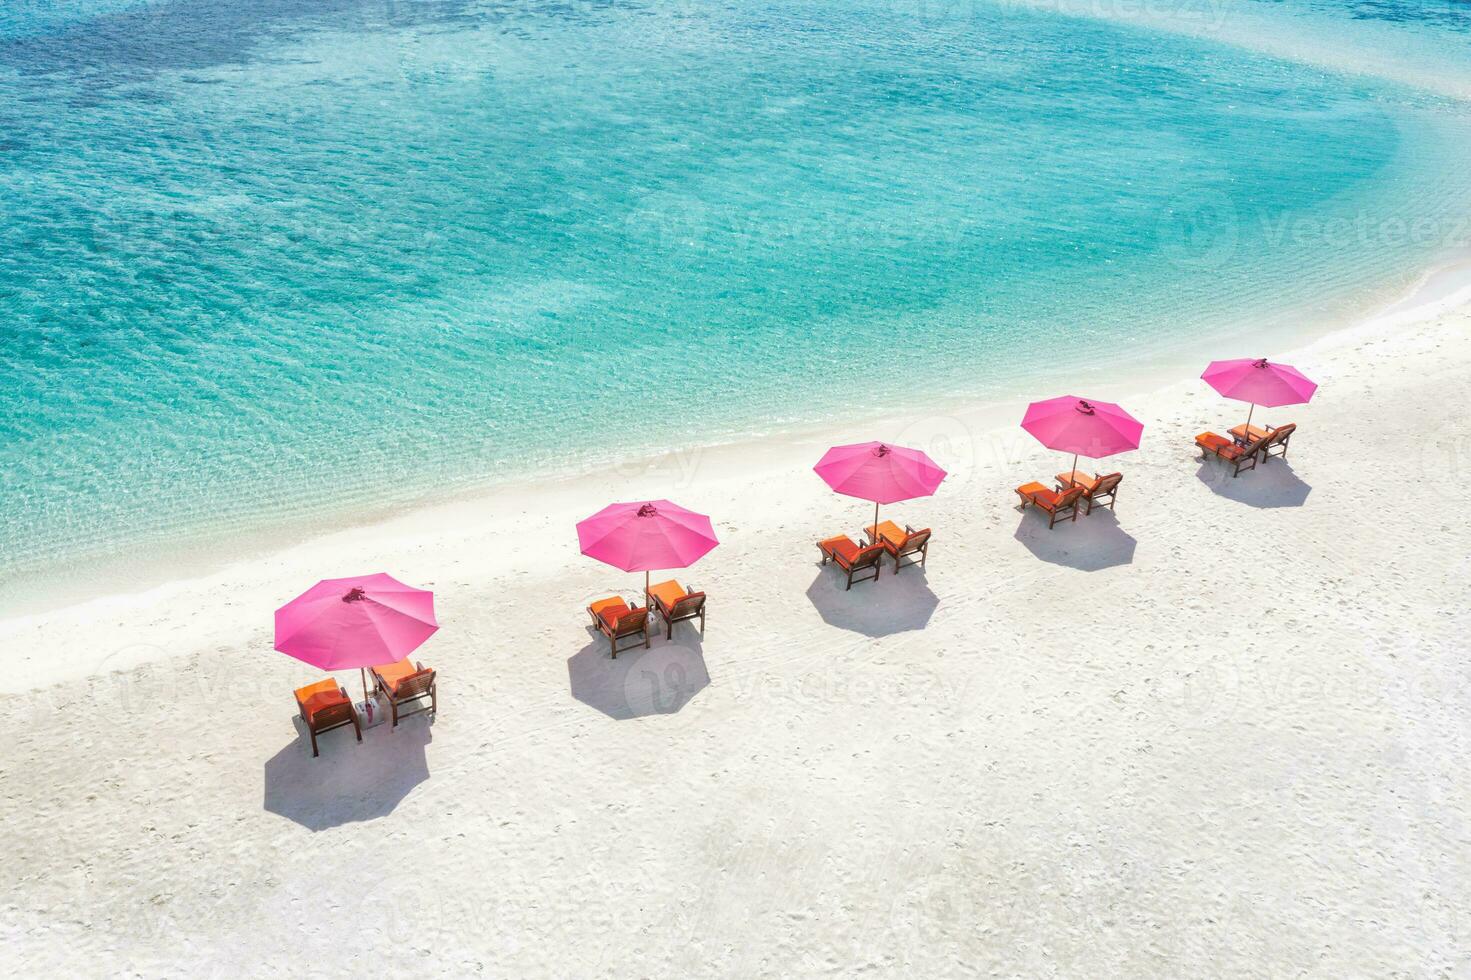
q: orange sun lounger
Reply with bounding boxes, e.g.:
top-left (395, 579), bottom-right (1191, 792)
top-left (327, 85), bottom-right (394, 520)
top-left (817, 534), bottom-right (884, 589)
top-left (1196, 428), bottom-right (1272, 477)
top-left (587, 596), bottom-right (650, 658)
top-left (1015, 483), bottom-right (1084, 528)
top-left (865, 520), bottom-right (932, 572)
top-left (293, 678), bottom-right (362, 757)
top-left (648, 580), bottom-right (707, 640)
top-left (1078, 472), bottom-right (1122, 515)
top-left (371, 660), bottom-right (438, 728)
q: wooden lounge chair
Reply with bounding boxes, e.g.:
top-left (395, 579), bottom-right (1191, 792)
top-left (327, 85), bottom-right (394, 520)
top-left (648, 580), bottom-right (707, 640)
top-left (371, 660), bottom-right (437, 728)
top-left (1076, 472), bottom-right (1122, 515)
top-left (587, 596), bottom-right (650, 658)
top-left (1014, 482), bottom-right (1084, 528)
top-left (1260, 422), bottom-right (1296, 461)
top-left (1196, 429), bottom-right (1271, 477)
top-left (865, 520), bottom-right (931, 572)
top-left (293, 678), bottom-right (361, 757)
top-left (816, 534), bottom-right (883, 589)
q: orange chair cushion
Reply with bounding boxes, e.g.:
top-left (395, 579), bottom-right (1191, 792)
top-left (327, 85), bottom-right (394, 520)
top-left (1017, 483), bottom-right (1062, 510)
top-left (1195, 432), bottom-right (1241, 458)
top-left (819, 535), bottom-right (860, 563)
top-left (648, 580), bottom-right (686, 609)
top-left (373, 659), bottom-right (421, 693)
top-left (589, 596), bottom-right (625, 616)
top-left (864, 520), bottom-right (905, 548)
top-left (294, 678), bottom-right (339, 707)
top-left (596, 603), bottom-right (631, 630)
top-left (301, 689), bottom-right (348, 723)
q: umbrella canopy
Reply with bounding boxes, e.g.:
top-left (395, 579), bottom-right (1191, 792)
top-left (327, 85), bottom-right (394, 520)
top-left (813, 441), bottom-right (947, 540)
top-left (274, 572), bottom-right (439, 673)
top-left (577, 500), bottom-right (719, 573)
top-left (1021, 396), bottom-right (1143, 459)
top-left (1202, 358), bottom-right (1317, 408)
top-left (813, 441), bottom-right (947, 505)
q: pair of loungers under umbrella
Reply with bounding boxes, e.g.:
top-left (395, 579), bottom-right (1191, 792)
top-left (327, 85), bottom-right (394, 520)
top-left (814, 441), bottom-right (946, 588)
top-left (577, 500), bottom-right (715, 657)
top-left (1015, 396), bottom-right (1141, 528)
top-left (1195, 358), bottom-right (1315, 476)
top-left (273, 573), bottom-right (440, 756)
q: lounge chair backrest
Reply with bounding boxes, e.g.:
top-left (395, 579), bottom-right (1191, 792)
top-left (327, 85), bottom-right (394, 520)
top-left (613, 608), bottom-right (648, 636)
top-left (395, 668), bottom-right (436, 700)
top-left (900, 528), bottom-right (931, 552)
top-left (1091, 473), bottom-right (1122, 496)
top-left (851, 545), bottom-right (884, 569)
top-left (1244, 431), bottom-right (1273, 454)
top-left (669, 592), bottom-right (706, 617)
top-left (1058, 486), bottom-right (1085, 508)
top-left (305, 691), bottom-right (353, 727)
top-left (1268, 423), bottom-right (1295, 446)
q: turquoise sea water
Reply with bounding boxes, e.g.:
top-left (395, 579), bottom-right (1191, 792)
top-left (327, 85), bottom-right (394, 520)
top-left (2, 0), bottom-right (1470, 602)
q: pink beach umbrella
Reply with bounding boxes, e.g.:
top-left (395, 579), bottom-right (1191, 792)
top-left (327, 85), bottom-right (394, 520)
top-left (1202, 358), bottom-right (1317, 431)
top-left (577, 500), bottom-right (719, 602)
top-left (813, 441), bottom-right (947, 536)
top-left (274, 572), bottom-right (439, 701)
top-left (1021, 395), bottom-right (1143, 476)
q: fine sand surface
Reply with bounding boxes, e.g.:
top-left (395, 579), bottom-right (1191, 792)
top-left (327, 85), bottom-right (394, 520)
top-left (3, 281), bottom-right (1471, 976)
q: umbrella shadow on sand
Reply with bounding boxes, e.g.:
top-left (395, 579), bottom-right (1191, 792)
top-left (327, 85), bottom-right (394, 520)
top-left (805, 564), bottom-right (939, 637)
top-left (1014, 507), bottom-right (1137, 571)
top-left (568, 630), bottom-right (711, 720)
top-left (264, 715), bottom-right (432, 831)
top-left (1195, 457), bottom-right (1312, 508)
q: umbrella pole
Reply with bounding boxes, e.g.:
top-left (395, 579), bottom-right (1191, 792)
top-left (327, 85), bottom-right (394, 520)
top-left (360, 667), bottom-right (369, 705)
top-left (645, 569), bottom-right (650, 609)
top-left (1071, 452), bottom-right (1078, 481)
top-left (1245, 402), bottom-right (1256, 432)
top-left (874, 501), bottom-right (880, 541)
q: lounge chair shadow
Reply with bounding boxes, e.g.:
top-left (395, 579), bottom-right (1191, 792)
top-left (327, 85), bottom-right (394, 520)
top-left (567, 634), bottom-right (711, 720)
top-left (804, 564), bottom-right (939, 637)
top-left (1013, 507), bottom-right (1137, 571)
top-left (1195, 457), bottom-right (1311, 508)
top-left (263, 715), bottom-right (432, 831)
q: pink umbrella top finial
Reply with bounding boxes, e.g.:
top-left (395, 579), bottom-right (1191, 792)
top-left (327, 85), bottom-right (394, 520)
top-left (636, 503), bottom-right (659, 517)
top-left (342, 586), bottom-right (366, 602)
top-left (873, 443), bottom-right (891, 457)
top-left (1075, 400), bottom-right (1095, 415)
top-left (1253, 357), bottom-right (1269, 368)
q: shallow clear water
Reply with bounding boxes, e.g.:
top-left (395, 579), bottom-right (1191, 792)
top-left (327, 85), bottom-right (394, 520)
top-left (2, 0), bottom-right (1470, 599)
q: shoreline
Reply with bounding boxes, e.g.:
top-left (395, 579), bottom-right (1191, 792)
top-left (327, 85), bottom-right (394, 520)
top-left (5, 252), bottom-right (1471, 692)
top-left (5, 249), bottom-right (1469, 621)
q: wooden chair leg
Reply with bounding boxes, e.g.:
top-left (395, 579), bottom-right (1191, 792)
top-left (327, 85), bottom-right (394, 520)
top-left (309, 728), bottom-right (320, 757)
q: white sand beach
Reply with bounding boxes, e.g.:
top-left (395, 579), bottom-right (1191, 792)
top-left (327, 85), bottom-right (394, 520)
top-left (4, 276), bottom-right (1471, 976)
